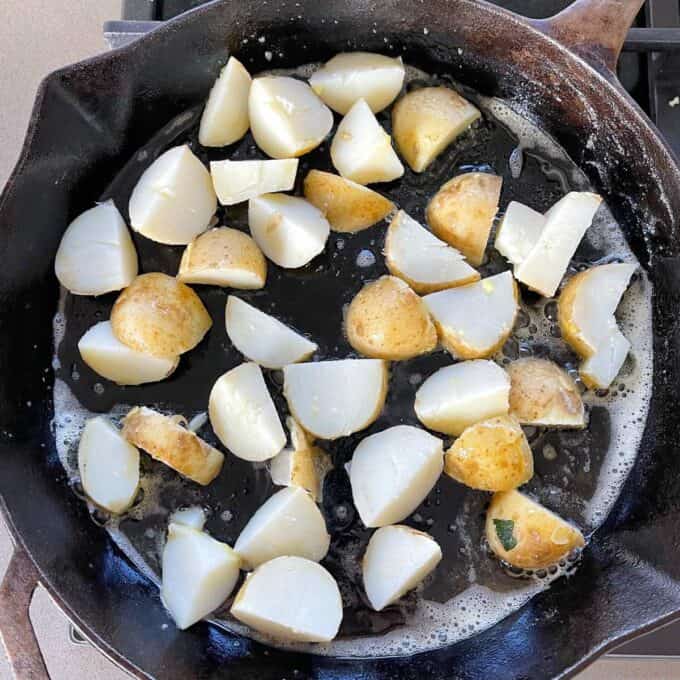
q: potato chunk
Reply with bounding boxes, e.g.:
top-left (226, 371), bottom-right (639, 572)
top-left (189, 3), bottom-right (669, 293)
top-left (210, 159), bottom-right (298, 206)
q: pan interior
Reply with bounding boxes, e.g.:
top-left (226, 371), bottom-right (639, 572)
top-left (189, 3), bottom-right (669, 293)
top-left (51, 64), bottom-right (652, 657)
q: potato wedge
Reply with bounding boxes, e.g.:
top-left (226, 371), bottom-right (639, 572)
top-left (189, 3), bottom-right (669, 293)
top-left (111, 273), bottom-right (212, 358)
top-left (385, 210), bottom-right (479, 293)
top-left (392, 86), bottom-right (481, 172)
top-left (345, 275), bottom-right (437, 360)
top-left (303, 170), bottom-right (394, 233)
top-left (330, 98), bottom-right (404, 185)
top-left (486, 490), bottom-right (585, 569)
top-left (129, 145), bottom-right (216, 245)
top-left (55, 201), bottom-right (138, 296)
top-left (494, 201), bottom-right (545, 266)
top-left (415, 359), bottom-right (510, 436)
top-left (426, 172), bottom-right (502, 266)
top-left (363, 525), bottom-right (442, 611)
top-left (310, 52), bottom-right (405, 114)
top-left (210, 159), bottom-right (298, 206)
top-left (444, 415), bottom-right (533, 491)
top-left (199, 57), bottom-right (252, 147)
top-left (122, 407), bottom-right (224, 485)
top-left (177, 227), bottom-right (267, 289)
top-left (507, 358), bottom-right (585, 427)
top-left (424, 271), bottom-right (518, 359)
top-left (249, 76), bottom-right (333, 158)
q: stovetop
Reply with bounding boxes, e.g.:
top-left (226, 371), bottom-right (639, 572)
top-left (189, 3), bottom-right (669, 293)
top-left (106, 0), bottom-right (680, 659)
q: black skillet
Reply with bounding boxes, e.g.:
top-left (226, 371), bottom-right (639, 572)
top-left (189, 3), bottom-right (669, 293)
top-left (1, 0), bottom-right (680, 678)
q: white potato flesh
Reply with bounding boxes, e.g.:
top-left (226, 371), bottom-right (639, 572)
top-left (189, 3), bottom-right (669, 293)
top-left (309, 52), bottom-right (405, 114)
top-left (161, 523), bottom-right (240, 630)
top-left (78, 417), bottom-right (140, 514)
top-left (349, 425), bottom-right (443, 527)
top-left (170, 506), bottom-right (207, 530)
top-left (128, 145), bottom-right (217, 245)
top-left (424, 271), bottom-right (518, 359)
top-left (495, 201), bottom-right (546, 265)
top-left (283, 359), bottom-right (388, 440)
top-left (415, 359), bottom-right (510, 436)
top-left (225, 296), bottom-right (317, 369)
top-left (248, 194), bottom-right (330, 268)
top-left (330, 98), bottom-right (404, 185)
top-left (231, 556), bottom-right (342, 642)
top-left (580, 329), bottom-right (631, 390)
top-left (234, 487), bottom-right (330, 569)
top-left (249, 76), bottom-right (333, 158)
top-left (363, 525), bottom-right (442, 610)
top-left (514, 192), bottom-right (602, 297)
top-left (208, 362), bottom-right (286, 461)
top-left (385, 210), bottom-right (479, 294)
top-left (78, 321), bottom-right (179, 386)
top-left (211, 159), bottom-right (298, 206)
top-left (199, 57), bottom-right (252, 147)
top-left (54, 200), bottom-right (138, 296)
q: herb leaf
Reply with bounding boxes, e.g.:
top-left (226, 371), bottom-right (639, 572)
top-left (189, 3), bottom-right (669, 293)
top-left (493, 519), bottom-right (517, 551)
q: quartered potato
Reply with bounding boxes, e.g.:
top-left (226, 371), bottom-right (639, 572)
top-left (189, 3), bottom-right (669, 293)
top-left (210, 159), bottom-right (298, 206)
top-left (248, 193), bottom-right (330, 268)
top-left (111, 273), bottom-right (212, 358)
top-left (415, 359), bottom-right (510, 436)
top-left (231, 556), bottom-right (343, 642)
top-left (363, 525), bottom-right (442, 611)
top-left (349, 425), bottom-right (443, 527)
top-left (199, 57), bottom-right (252, 147)
top-left (494, 201), bottom-right (545, 266)
top-left (248, 76), bottom-right (333, 158)
top-left (177, 227), bottom-right (267, 289)
top-left (392, 86), bottom-right (481, 172)
top-left (309, 52), bottom-right (405, 114)
top-left (78, 417), bottom-right (140, 514)
top-left (486, 490), bottom-right (585, 570)
top-left (345, 275), bottom-right (437, 360)
top-left (161, 523), bottom-right (240, 630)
top-left (514, 192), bottom-right (602, 297)
top-left (508, 358), bottom-right (585, 427)
top-left (384, 210), bottom-right (479, 294)
top-left (444, 415), bottom-right (533, 491)
top-left (54, 201), bottom-right (138, 296)
top-left (426, 172), bottom-right (502, 266)
top-left (78, 321), bottom-right (179, 386)
top-left (303, 169), bottom-right (394, 233)
top-left (208, 362), bottom-right (286, 462)
top-left (424, 271), bottom-right (518, 359)
top-left (226, 296), bottom-right (317, 369)
top-left (269, 417), bottom-right (332, 501)
top-left (330, 98), bottom-right (404, 185)
top-left (283, 359), bottom-right (388, 440)
top-left (558, 262), bottom-right (636, 389)
top-left (234, 487), bottom-right (330, 569)
top-left (128, 145), bottom-right (217, 245)
top-left (122, 407), bottom-right (224, 485)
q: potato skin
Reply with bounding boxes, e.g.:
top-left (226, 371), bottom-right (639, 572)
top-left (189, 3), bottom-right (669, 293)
top-left (111, 273), bottom-right (212, 358)
top-left (426, 173), bottom-right (502, 266)
top-left (486, 490), bottom-right (585, 569)
top-left (444, 415), bottom-right (533, 491)
top-left (345, 276), bottom-right (437, 360)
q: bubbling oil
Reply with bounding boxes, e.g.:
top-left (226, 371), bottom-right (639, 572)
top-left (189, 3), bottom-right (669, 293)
top-left (51, 63), bottom-right (653, 657)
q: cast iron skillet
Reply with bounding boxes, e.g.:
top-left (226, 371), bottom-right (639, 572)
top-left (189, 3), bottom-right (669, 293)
top-left (0, 0), bottom-right (679, 678)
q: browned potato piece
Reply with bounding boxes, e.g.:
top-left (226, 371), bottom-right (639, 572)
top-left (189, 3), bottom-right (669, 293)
top-left (507, 358), bottom-right (585, 428)
top-left (392, 87), bottom-right (481, 172)
top-left (426, 173), bottom-right (502, 266)
top-left (303, 170), bottom-right (394, 233)
top-left (486, 490), bottom-right (585, 569)
top-left (111, 273), bottom-right (212, 358)
top-left (345, 275), bottom-right (437, 360)
top-left (122, 407), bottom-right (224, 485)
top-left (444, 415), bottom-right (533, 491)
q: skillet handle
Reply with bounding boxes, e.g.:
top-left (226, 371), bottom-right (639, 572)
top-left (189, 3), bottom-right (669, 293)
top-left (533, 0), bottom-right (645, 75)
top-left (0, 546), bottom-right (49, 680)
